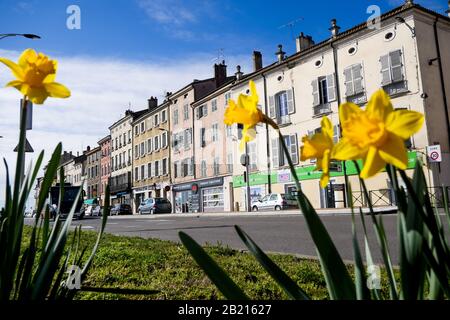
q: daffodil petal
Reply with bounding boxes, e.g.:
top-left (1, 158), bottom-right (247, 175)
top-left (321, 116), bottom-right (333, 139)
top-left (321, 149), bottom-right (330, 175)
top-left (339, 102), bottom-right (361, 124)
top-left (360, 147), bottom-right (386, 179)
top-left (5, 80), bottom-right (23, 90)
top-left (18, 48), bottom-right (37, 68)
top-left (44, 82), bottom-right (71, 98)
top-left (386, 110), bottom-right (424, 140)
top-left (0, 57), bottom-right (24, 80)
top-left (249, 80), bottom-right (259, 103)
top-left (26, 87), bottom-right (49, 104)
top-left (378, 132), bottom-right (408, 170)
top-left (366, 89), bottom-right (393, 121)
top-left (332, 138), bottom-right (365, 160)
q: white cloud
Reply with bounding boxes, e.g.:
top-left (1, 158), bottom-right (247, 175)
top-left (0, 49), bottom-right (251, 208)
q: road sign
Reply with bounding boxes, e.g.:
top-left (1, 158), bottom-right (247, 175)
top-left (14, 138), bottom-right (34, 153)
top-left (427, 145), bottom-right (442, 163)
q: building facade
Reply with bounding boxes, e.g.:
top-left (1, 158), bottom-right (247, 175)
top-left (132, 97), bottom-right (171, 213)
top-left (98, 135), bottom-right (111, 206)
top-left (229, 2), bottom-right (450, 210)
top-left (192, 77), bottom-right (236, 213)
top-left (109, 109), bottom-right (145, 205)
top-left (86, 146), bottom-right (101, 203)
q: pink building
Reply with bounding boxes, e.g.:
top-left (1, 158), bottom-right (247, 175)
top-left (98, 135), bottom-right (111, 206)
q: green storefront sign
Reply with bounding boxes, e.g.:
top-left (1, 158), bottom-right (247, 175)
top-left (233, 151), bottom-right (418, 188)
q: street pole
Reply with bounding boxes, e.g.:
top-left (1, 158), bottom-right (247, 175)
top-left (245, 142), bottom-right (252, 212)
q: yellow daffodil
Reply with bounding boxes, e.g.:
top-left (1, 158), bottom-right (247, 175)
top-left (333, 89), bottom-right (424, 179)
top-left (0, 48), bottom-right (70, 104)
top-left (300, 116), bottom-right (334, 188)
top-left (224, 80), bottom-right (269, 150)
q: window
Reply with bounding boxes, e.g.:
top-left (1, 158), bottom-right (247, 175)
top-left (135, 167), bottom-right (139, 181)
top-left (196, 104), bottom-right (208, 119)
top-left (134, 145), bottom-right (139, 159)
top-left (174, 161), bottom-right (180, 178)
top-left (154, 114), bottom-right (159, 127)
top-left (248, 142), bottom-right (257, 171)
top-left (202, 187), bottom-right (224, 210)
top-left (380, 50), bottom-right (404, 86)
top-left (148, 163), bottom-right (152, 178)
top-left (200, 128), bottom-right (206, 148)
top-left (161, 110), bottom-right (167, 123)
top-left (154, 160), bottom-right (160, 176)
top-left (162, 158), bottom-right (168, 175)
top-left (147, 138), bottom-right (153, 154)
top-left (312, 74), bottom-right (336, 116)
top-left (173, 109), bottom-right (179, 125)
top-left (227, 153), bottom-right (233, 173)
top-left (128, 130), bottom-right (131, 143)
top-left (269, 90), bottom-right (295, 125)
top-left (135, 126), bottom-right (139, 136)
top-left (272, 134), bottom-right (299, 167)
top-left (128, 150), bottom-right (131, 164)
top-left (183, 104), bottom-right (190, 120)
top-left (162, 132), bottom-right (168, 149)
top-left (211, 99), bottom-right (218, 112)
top-left (333, 125), bottom-right (340, 144)
top-left (344, 64), bottom-right (364, 97)
top-left (213, 157), bottom-right (220, 176)
top-left (141, 165), bottom-right (145, 180)
top-left (201, 161), bottom-right (207, 177)
top-left (212, 124), bottom-right (219, 142)
top-left (140, 122), bottom-right (145, 134)
top-left (184, 129), bottom-right (192, 150)
top-left (154, 135), bottom-right (160, 151)
top-left (119, 153), bottom-right (122, 167)
top-left (226, 125), bottom-right (232, 138)
top-left (140, 142), bottom-right (145, 157)
top-left (182, 159), bottom-right (189, 177)
top-left (224, 92), bottom-right (231, 106)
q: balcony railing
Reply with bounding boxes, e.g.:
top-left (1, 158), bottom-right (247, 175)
top-left (276, 115), bottom-right (291, 126)
top-left (313, 104), bottom-right (332, 117)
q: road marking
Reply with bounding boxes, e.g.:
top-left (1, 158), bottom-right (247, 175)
top-left (81, 226), bottom-right (94, 230)
top-left (125, 225), bottom-right (139, 228)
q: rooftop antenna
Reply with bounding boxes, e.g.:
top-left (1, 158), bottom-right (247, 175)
top-left (278, 17), bottom-right (304, 40)
top-left (211, 48), bottom-right (225, 63)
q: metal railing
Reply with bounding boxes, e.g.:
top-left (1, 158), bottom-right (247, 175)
top-left (369, 189), bottom-right (394, 207)
top-left (427, 187), bottom-right (450, 208)
top-left (313, 104), bottom-right (331, 117)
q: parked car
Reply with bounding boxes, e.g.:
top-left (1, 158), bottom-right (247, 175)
top-left (84, 205), bottom-right (94, 216)
top-left (92, 205), bottom-right (102, 217)
top-left (138, 198), bottom-right (172, 215)
top-left (110, 203), bottom-right (132, 216)
top-left (251, 193), bottom-right (298, 211)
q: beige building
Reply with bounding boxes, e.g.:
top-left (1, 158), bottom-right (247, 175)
top-left (230, 1), bottom-right (450, 210)
top-left (109, 109), bottom-right (146, 205)
top-left (132, 97), bottom-right (171, 213)
top-left (191, 74), bottom-right (237, 212)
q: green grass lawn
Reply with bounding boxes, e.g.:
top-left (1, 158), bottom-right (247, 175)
top-left (22, 226), bottom-right (393, 300)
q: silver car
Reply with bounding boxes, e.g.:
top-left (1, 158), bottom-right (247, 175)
top-left (138, 198), bottom-right (172, 215)
top-left (251, 193), bottom-right (298, 211)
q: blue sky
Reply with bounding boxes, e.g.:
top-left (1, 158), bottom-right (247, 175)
top-left (0, 0), bottom-right (447, 63)
top-left (0, 0), bottom-right (448, 208)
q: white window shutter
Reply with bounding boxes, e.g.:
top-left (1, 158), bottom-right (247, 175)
top-left (290, 134), bottom-right (299, 165)
top-left (344, 67), bottom-right (354, 97)
top-left (390, 50), bottom-right (403, 83)
top-left (272, 138), bottom-right (279, 168)
top-left (312, 79), bottom-right (320, 106)
top-left (380, 54), bottom-right (391, 85)
top-left (287, 89), bottom-right (295, 114)
top-left (269, 96), bottom-right (276, 118)
top-left (326, 74), bottom-right (336, 102)
top-left (352, 64), bottom-right (364, 94)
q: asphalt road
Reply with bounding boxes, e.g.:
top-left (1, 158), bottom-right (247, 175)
top-left (26, 212), bottom-right (402, 264)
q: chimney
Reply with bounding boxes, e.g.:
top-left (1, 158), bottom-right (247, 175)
top-left (252, 51), bottom-right (263, 71)
top-left (214, 61), bottom-right (227, 87)
top-left (329, 19), bottom-right (341, 38)
top-left (77, 151), bottom-right (79, 157)
top-left (87, 145), bottom-right (91, 152)
top-left (447, 1), bottom-right (450, 17)
top-left (148, 96), bottom-right (158, 110)
top-left (403, 0), bottom-right (414, 7)
top-left (275, 45), bottom-right (286, 63)
top-left (296, 32), bottom-right (315, 53)
top-left (235, 65), bottom-right (243, 81)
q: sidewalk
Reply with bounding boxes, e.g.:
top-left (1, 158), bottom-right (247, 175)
top-left (109, 206), bottom-right (399, 219)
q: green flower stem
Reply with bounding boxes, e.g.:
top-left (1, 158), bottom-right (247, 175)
top-left (352, 161), bottom-right (399, 299)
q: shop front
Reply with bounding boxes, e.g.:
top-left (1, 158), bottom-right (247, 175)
top-left (133, 183), bottom-right (168, 213)
top-left (172, 177), bottom-right (224, 213)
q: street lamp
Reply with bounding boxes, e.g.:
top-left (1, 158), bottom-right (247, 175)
top-left (395, 17), bottom-right (416, 37)
top-left (0, 33), bottom-right (41, 40)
